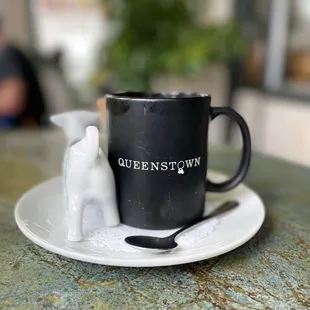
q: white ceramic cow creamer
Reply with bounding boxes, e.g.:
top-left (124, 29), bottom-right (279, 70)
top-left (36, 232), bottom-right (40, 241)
top-left (65, 125), bottom-right (120, 242)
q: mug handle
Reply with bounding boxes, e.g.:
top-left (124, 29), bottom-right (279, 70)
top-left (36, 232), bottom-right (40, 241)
top-left (206, 107), bottom-right (251, 192)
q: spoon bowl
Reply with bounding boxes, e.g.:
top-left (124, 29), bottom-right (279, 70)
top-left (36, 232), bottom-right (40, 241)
top-left (125, 235), bottom-right (178, 252)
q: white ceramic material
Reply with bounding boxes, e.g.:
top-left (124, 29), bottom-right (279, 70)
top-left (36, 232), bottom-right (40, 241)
top-left (50, 110), bottom-right (100, 174)
top-left (65, 126), bottom-right (120, 242)
top-left (50, 111), bottom-right (117, 242)
top-left (15, 170), bottom-right (265, 267)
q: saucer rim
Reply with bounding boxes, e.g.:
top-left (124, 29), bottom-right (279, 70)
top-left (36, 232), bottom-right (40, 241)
top-left (14, 171), bottom-right (265, 267)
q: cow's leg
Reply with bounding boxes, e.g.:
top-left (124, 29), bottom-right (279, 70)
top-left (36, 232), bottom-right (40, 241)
top-left (67, 195), bottom-right (87, 242)
top-left (99, 195), bottom-right (120, 227)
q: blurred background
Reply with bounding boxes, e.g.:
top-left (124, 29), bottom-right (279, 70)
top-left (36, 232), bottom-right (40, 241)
top-left (1, 0), bottom-right (310, 166)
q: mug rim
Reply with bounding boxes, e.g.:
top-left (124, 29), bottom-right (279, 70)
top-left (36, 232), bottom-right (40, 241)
top-left (106, 91), bottom-right (211, 101)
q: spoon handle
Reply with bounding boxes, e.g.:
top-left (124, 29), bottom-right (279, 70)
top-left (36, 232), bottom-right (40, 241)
top-left (169, 200), bottom-right (239, 239)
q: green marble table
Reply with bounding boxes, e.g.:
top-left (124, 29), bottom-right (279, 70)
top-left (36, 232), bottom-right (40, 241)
top-left (0, 130), bottom-right (309, 310)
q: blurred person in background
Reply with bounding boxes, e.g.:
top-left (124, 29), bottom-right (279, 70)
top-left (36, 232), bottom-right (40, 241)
top-left (0, 21), bottom-right (47, 129)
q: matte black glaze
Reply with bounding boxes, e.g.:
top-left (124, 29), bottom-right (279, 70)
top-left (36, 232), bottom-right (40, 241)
top-left (107, 92), bottom-right (251, 229)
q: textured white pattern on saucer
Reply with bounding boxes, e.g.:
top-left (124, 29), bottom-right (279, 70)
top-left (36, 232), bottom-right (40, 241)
top-left (82, 206), bottom-right (219, 252)
top-left (15, 170), bottom-right (265, 267)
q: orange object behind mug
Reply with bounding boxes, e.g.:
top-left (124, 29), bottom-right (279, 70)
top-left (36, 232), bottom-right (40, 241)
top-left (97, 97), bottom-right (107, 120)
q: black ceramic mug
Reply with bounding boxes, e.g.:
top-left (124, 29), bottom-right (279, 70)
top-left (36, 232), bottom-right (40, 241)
top-left (107, 92), bottom-right (251, 230)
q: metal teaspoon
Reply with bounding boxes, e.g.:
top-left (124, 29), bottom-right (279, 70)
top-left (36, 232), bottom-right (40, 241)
top-left (124, 200), bottom-right (239, 252)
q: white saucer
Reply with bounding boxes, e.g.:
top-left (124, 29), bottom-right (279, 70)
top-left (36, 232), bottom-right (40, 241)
top-left (14, 170), bottom-right (265, 267)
